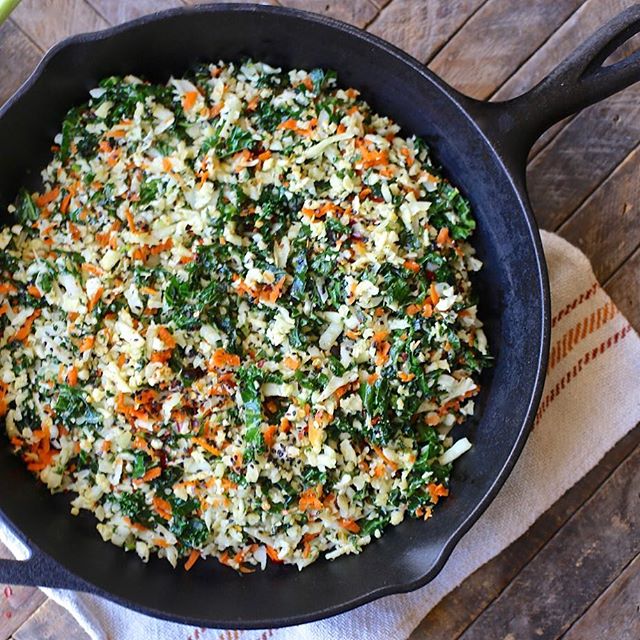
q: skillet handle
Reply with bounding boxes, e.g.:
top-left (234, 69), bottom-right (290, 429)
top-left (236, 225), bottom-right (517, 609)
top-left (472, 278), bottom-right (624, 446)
top-left (466, 4), bottom-right (640, 174)
top-left (0, 536), bottom-right (90, 591)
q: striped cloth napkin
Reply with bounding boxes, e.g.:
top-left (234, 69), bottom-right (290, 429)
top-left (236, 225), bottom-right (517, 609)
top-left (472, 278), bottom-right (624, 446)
top-left (1, 230), bottom-right (639, 640)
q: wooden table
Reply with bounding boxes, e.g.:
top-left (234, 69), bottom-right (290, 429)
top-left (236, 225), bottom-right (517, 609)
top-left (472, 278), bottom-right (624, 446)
top-left (0, 1), bottom-right (638, 638)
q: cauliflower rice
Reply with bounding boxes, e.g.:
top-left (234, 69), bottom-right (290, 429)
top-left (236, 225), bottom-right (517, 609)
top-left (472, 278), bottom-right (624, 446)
top-left (0, 61), bottom-right (489, 571)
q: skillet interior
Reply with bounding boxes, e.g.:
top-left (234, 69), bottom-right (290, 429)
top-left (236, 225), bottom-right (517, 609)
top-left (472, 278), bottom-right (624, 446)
top-left (0, 5), bottom-right (548, 628)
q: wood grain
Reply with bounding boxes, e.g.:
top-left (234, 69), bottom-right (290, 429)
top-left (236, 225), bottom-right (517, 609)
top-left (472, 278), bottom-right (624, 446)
top-left (558, 143), bottom-right (640, 283)
top-left (0, 19), bottom-right (42, 107)
top-left (87, 0), bottom-right (185, 25)
top-left (562, 552), bottom-right (640, 640)
top-left (495, 0), bottom-right (636, 101)
top-left (0, 2), bottom-right (638, 638)
top-left (12, 600), bottom-right (89, 640)
top-left (409, 424), bottom-right (640, 640)
top-left (606, 246), bottom-right (640, 332)
top-left (277, 0), bottom-right (379, 28)
top-left (367, 0), bottom-right (485, 64)
top-left (429, 0), bottom-right (583, 100)
top-left (494, 0), bottom-right (637, 156)
top-left (458, 444), bottom-right (640, 640)
top-left (0, 542), bottom-right (46, 640)
top-left (10, 0), bottom-right (109, 51)
top-left (528, 84), bottom-right (640, 231)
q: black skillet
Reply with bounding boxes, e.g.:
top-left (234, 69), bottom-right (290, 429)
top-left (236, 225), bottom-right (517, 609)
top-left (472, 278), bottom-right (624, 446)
top-left (0, 3), bottom-right (639, 629)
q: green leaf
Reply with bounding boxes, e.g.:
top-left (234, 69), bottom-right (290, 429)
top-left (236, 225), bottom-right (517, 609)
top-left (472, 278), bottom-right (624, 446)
top-left (15, 188), bottom-right (38, 224)
top-left (54, 384), bottom-right (102, 430)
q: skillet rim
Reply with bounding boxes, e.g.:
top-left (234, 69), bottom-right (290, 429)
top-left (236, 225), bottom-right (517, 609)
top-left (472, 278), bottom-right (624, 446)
top-left (0, 2), bottom-right (551, 628)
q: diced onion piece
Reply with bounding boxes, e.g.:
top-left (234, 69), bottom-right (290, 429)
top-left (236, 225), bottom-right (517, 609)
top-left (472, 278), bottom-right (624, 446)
top-left (438, 438), bottom-right (472, 466)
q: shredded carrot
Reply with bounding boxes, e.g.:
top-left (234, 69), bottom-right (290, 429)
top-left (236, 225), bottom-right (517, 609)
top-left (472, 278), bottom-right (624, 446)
top-left (427, 483), bottom-right (449, 504)
top-left (302, 76), bottom-right (314, 91)
top-left (421, 301), bottom-right (433, 318)
top-left (398, 371), bottom-right (415, 382)
top-left (67, 365), bottom-right (78, 386)
top-left (27, 285), bottom-right (41, 299)
top-left (132, 245), bottom-right (149, 262)
top-left (0, 303), bottom-right (8, 317)
top-left (338, 518), bottom-right (361, 534)
top-left (299, 487), bottom-right (323, 512)
top-left (182, 91), bottom-right (198, 111)
top-left (403, 259), bottom-right (421, 273)
top-left (425, 413), bottom-right (440, 426)
top-left (184, 549), bottom-right (200, 571)
top-left (372, 330), bottom-right (389, 344)
top-left (246, 95), bottom-right (260, 111)
top-left (150, 349), bottom-right (172, 363)
top-left (152, 496), bottom-right (173, 520)
top-left (436, 227), bottom-right (450, 246)
top-left (277, 117), bottom-right (317, 136)
top-left (162, 157), bottom-right (173, 172)
top-left (125, 208), bottom-right (137, 233)
top-left (262, 424), bottom-right (277, 448)
top-left (0, 283), bottom-right (17, 295)
top-left (80, 336), bottom-right (96, 353)
top-left (372, 444), bottom-right (398, 471)
top-left (400, 147), bottom-right (414, 166)
top-left (81, 262), bottom-right (104, 277)
top-left (302, 532), bottom-right (319, 558)
top-left (266, 545), bottom-right (282, 563)
top-left (68, 221), bottom-right (81, 241)
top-left (192, 436), bottom-right (221, 457)
top-left (10, 309), bottom-right (41, 343)
top-left (375, 340), bottom-right (391, 366)
top-left (135, 466), bottom-right (161, 483)
top-left (35, 187), bottom-right (59, 208)
top-left (149, 238), bottom-right (173, 255)
top-left (157, 326), bottom-right (176, 349)
top-left (60, 192), bottom-right (71, 214)
top-left (283, 355), bottom-right (300, 370)
top-left (430, 282), bottom-right (440, 305)
top-left (87, 286), bottom-right (104, 312)
top-left (210, 348), bottom-right (240, 369)
top-left (154, 538), bottom-right (170, 548)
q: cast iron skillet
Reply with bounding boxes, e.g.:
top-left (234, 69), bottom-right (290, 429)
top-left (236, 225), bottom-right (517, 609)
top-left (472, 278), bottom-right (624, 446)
top-left (0, 3), bottom-right (639, 629)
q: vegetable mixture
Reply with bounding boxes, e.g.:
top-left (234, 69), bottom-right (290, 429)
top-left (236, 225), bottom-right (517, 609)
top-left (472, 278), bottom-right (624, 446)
top-left (0, 61), bottom-right (489, 571)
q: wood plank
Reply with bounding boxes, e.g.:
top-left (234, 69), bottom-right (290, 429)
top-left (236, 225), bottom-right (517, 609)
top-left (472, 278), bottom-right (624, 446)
top-left (527, 82), bottom-right (640, 231)
top-left (0, 542), bottom-right (46, 640)
top-left (562, 552), bottom-right (640, 640)
top-left (367, 0), bottom-right (485, 64)
top-left (557, 143), bottom-right (640, 283)
top-left (0, 19), bottom-right (43, 107)
top-left (409, 424), bottom-right (640, 640)
top-left (494, 0), bottom-right (635, 157)
top-left (10, 0), bottom-right (109, 51)
top-left (369, 0), bottom-right (392, 9)
top-left (429, 0), bottom-right (583, 100)
top-left (457, 443), bottom-right (640, 640)
top-left (87, 0), bottom-right (185, 25)
top-left (276, 0), bottom-right (379, 28)
top-left (12, 599), bottom-right (89, 640)
top-left (184, 0), bottom-right (278, 6)
top-left (605, 245), bottom-right (640, 333)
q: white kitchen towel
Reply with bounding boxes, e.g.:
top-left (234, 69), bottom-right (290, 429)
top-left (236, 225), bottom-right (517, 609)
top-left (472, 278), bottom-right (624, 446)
top-left (1, 230), bottom-right (639, 640)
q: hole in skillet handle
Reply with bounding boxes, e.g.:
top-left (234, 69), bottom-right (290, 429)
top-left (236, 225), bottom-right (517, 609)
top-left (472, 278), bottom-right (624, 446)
top-left (0, 529), bottom-right (90, 591)
top-left (457, 4), bottom-right (640, 181)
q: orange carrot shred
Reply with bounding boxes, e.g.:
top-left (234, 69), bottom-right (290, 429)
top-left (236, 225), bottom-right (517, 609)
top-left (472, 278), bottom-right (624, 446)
top-left (184, 549), bottom-right (200, 571)
top-left (182, 91), bottom-right (198, 111)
